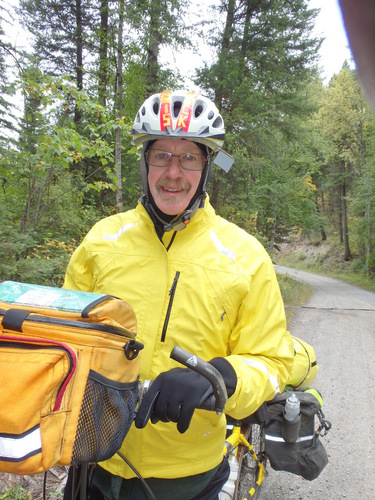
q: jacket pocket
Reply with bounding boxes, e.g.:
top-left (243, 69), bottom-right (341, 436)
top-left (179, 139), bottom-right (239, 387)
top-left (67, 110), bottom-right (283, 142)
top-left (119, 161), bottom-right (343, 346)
top-left (161, 271), bottom-right (180, 342)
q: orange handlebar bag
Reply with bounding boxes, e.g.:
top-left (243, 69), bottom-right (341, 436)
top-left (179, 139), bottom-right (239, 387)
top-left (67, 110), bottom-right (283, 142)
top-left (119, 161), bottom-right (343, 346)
top-left (0, 281), bottom-right (142, 475)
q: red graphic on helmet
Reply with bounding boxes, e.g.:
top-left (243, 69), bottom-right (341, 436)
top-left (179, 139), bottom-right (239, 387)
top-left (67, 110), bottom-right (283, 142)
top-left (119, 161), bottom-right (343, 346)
top-left (160, 90), bottom-right (172, 131)
top-left (176, 92), bottom-right (198, 131)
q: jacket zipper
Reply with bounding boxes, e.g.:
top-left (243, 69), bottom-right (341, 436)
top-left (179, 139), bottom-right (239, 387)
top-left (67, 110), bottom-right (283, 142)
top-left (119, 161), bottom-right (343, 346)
top-left (161, 271), bottom-right (180, 342)
top-left (0, 335), bottom-right (77, 411)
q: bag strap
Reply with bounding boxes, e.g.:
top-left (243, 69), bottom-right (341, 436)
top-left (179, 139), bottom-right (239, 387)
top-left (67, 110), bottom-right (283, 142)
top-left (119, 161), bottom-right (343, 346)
top-left (81, 294), bottom-right (116, 317)
top-left (317, 409), bottom-right (332, 436)
top-left (293, 336), bottom-right (317, 389)
top-left (1, 308), bottom-right (30, 332)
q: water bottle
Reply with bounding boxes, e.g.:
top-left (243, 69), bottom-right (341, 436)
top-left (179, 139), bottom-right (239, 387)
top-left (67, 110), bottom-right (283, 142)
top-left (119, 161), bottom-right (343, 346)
top-left (219, 454), bottom-right (239, 499)
top-left (282, 392), bottom-right (301, 443)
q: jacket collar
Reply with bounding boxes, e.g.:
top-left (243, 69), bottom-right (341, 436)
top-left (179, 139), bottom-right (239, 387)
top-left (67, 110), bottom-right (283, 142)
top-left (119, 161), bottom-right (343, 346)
top-left (136, 195), bottom-right (215, 236)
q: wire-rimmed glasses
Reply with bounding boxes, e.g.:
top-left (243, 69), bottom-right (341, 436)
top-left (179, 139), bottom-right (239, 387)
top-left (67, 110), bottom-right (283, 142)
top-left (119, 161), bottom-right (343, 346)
top-left (145, 149), bottom-right (207, 171)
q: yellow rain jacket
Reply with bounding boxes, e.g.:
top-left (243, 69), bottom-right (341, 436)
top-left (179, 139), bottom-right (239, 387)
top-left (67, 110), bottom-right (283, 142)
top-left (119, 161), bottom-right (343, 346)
top-left (64, 198), bottom-right (293, 479)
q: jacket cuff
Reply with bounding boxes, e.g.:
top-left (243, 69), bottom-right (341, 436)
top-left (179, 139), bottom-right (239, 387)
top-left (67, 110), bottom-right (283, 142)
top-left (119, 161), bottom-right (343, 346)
top-left (209, 357), bottom-right (237, 397)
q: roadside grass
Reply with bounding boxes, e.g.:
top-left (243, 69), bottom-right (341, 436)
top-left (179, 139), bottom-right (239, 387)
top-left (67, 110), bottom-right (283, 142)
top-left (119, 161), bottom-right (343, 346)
top-left (278, 256), bottom-right (375, 293)
top-left (275, 235), bottom-right (375, 293)
top-left (277, 273), bottom-right (314, 324)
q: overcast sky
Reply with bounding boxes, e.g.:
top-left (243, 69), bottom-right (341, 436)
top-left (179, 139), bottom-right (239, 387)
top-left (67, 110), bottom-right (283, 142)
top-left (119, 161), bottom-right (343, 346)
top-left (309, 0), bottom-right (353, 82)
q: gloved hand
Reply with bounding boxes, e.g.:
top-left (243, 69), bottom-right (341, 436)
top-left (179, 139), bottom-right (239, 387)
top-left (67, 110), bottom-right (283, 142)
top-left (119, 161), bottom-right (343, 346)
top-left (135, 358), bottom-right (237, 434)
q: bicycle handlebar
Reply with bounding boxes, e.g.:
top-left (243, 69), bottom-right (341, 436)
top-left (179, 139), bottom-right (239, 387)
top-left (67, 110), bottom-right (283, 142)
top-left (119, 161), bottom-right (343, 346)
top-left (170, 346), bottom-right (228, 414)
top-left (138, 346), bottom-right (228, 419)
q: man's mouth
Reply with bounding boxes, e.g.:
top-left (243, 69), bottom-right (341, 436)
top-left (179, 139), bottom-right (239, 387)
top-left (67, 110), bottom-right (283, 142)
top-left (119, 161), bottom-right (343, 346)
top-left (162, 187), bottom-right (183, 193)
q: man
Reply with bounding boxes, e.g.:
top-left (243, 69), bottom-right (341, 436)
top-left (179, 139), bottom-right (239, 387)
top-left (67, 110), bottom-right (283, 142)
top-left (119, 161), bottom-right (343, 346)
top-left (64, 90), bottom-right (294, 499)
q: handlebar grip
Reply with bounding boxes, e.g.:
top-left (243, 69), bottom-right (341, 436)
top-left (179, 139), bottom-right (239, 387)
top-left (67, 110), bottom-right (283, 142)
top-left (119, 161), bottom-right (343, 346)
top-left (170, 346), bottom-right (228, 414)
top-left (197, 394), bottom-right (217, 412)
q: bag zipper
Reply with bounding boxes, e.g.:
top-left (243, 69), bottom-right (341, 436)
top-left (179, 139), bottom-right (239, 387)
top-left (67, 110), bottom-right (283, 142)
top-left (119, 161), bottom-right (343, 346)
top-left (161, 271), bottom-right (180, 342)
top-left (0, 335), bottom-right (77, 411)
top-left (0, 308), bottom-right (134, 339)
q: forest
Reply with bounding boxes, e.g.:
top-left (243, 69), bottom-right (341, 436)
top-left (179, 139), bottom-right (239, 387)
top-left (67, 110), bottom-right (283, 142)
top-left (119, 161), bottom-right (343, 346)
top-left (1, 0), bottom-right (375, 286)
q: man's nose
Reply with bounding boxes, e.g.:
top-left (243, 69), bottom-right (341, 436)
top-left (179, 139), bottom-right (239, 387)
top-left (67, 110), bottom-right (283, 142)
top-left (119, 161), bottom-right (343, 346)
top-left (165, 155), bottom-right (183, 175)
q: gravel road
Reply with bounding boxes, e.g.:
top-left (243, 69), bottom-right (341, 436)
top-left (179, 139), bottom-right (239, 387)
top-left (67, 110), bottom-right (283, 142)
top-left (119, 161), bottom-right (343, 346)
top-left (257, 266), bottom-right (375, 499)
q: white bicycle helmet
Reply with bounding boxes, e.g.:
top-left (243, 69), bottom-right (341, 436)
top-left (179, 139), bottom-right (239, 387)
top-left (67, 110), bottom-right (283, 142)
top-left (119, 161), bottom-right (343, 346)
top-left (132, 90), bottom-right (225, 151)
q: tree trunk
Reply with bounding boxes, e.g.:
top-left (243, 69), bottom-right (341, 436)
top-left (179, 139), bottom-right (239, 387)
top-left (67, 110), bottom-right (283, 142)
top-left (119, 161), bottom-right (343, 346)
top-left (270, 205), bottom-right (277, 252)
top-left (241, 0), bottom-right (262, 57)
top-left (98, 0), bottom-right (109, 107)
top-left (215, 0), bottom-right (235, 109)
top-left (20, 175), bottom-right (37, 233)
top-left (315, 195), bottom-right (327, 241)
top-left (342, 180), bottom-right (352, 261)
top-left (146, 0), bottom-right (161, 96)
top-left (209, 178), bottom-right (220, 209)
top-left (365, 198), bottom-right (373, 275)
top-left (338, 185), bottom-right (344, 244)
top-left (75, 0), bottom-right (83, 122)
top-left (115, 0), bottom-right (125, 213)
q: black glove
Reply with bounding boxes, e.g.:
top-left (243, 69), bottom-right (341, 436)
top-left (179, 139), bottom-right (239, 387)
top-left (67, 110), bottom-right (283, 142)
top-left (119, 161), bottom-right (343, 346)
top-left (135, 358), bottom-right (237, 434)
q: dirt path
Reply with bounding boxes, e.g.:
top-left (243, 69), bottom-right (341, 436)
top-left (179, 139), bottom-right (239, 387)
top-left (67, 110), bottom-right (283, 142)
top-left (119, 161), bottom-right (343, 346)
top-left (259, 266), bottom-right (375, 499)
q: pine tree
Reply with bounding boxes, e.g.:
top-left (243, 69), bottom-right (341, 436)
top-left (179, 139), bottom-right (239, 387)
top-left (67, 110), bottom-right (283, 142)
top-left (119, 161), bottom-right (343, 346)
top-left (195, 0), bottom-right (322, 245)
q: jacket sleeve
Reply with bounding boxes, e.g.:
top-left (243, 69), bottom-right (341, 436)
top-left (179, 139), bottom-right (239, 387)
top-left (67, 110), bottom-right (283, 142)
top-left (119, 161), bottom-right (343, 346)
top-left (223, 245), bottom-right (294, 420)
top-left (63, 238), bottom-right (94, 292)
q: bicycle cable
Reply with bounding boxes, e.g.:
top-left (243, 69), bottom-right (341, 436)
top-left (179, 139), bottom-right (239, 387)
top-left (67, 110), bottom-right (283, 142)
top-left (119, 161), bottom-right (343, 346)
top-left (43, 470), bottom-right (48, 500)
top-left (117, 451), bottom-right (157, 500)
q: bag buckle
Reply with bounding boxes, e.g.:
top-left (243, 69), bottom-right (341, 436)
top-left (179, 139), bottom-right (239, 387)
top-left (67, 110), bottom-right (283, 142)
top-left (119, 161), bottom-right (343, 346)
top-left (317, 409), bottom-right (332, 436)
top-left (124, 340), bottom-right (144, 360)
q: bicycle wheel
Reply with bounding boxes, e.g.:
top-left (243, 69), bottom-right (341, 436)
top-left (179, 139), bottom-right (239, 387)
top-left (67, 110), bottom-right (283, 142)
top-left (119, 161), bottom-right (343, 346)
top-left (234, 423), bottom-right (266, 500)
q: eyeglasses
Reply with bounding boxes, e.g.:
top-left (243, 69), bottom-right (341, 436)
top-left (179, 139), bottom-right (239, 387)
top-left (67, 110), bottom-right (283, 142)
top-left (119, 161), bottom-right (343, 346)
top-left (145, 149), bottom-right (207, 171)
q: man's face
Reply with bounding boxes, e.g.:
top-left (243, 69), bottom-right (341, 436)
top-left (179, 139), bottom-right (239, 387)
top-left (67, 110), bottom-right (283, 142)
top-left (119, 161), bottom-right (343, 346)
top-left (147, 139), bottom-right (205, 216)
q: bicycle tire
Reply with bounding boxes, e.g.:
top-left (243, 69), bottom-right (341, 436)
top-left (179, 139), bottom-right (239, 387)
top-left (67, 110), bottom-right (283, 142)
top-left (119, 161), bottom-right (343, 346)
top-left (234, 423), bottom-right (266, 500)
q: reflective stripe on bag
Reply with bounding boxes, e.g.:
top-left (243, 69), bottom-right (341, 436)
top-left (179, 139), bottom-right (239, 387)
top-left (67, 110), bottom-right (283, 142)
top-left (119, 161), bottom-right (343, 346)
top-left (0, 425), bottom-right (42, 461)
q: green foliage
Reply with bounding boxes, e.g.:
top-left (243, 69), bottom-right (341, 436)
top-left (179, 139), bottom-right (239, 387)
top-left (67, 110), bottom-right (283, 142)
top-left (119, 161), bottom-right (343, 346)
top-left (0, 231), bottom-right (71, 286)
top-left (0, 69), bottom-right (139, 284)
top-left (0, 486), bottom-right (32, 500)
top-left (317, 66), bottom-right (375, 273)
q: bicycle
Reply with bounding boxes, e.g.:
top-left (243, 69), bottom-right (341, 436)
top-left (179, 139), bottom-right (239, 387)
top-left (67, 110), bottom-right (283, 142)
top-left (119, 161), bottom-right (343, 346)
top-left (222, 414), bottom-right (267, 500)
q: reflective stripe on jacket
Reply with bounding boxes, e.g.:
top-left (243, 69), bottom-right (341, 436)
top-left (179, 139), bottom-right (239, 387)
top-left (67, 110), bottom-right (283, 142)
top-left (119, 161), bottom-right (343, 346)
top-left (64, 199), bottom-right (294, 479)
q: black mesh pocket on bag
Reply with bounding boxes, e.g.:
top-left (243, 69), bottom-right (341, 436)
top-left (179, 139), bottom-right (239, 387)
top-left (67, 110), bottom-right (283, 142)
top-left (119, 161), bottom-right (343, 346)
top-left (71, 370), bottom-right (139, 464)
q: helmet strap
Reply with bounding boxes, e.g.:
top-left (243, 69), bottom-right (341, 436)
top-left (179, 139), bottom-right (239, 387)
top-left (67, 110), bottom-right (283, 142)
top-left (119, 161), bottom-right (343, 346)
top-left (141, 191), bottom-right (207, 236)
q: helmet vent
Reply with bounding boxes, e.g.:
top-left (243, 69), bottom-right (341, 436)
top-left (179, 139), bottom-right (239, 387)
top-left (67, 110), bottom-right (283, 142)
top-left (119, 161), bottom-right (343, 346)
top-left (195, 104), bottom-right (204, 118)
top-left (152, 101), bottom-right (160, 115)
top-left (212, 116), bottom-right (223, 128)
top-left (141, 106), bottom-right (146, 116)
top-left (173, 101), bottom-right (182, 118)
top-left (207, 111), bottom-right (214, 120)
